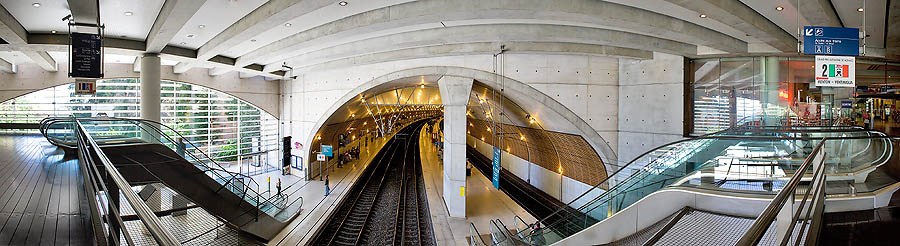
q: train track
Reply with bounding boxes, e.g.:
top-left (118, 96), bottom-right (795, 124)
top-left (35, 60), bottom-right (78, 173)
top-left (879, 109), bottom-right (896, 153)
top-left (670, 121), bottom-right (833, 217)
top-left (311, 122), bottom-right (435, 246)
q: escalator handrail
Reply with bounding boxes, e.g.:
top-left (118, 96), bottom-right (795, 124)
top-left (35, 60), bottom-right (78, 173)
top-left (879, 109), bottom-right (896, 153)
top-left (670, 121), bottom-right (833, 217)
top-left (73, 118), bottom-right (181, 246)
top-left (519, 126), bottom-right (894, 240)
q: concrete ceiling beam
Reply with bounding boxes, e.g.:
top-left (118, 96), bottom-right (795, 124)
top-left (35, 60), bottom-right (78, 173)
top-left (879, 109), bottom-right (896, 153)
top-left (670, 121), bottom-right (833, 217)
top-left (665, 0), bottom-right (797, 52)
top-left (16, 34), bottom-right (280, 78)
top-left (887, 0), bottom-right (900, 59)
top-left (66, 0), bottom-right (99, 33)
top-left (0, 57), bottom-right (15, 73)
top-left (267, 41), bottom-right (655, 73)
top-left (235, 0), bottom-right (743, 67)
top-left (208, 67), bottom-right (230, 76)
top-left (145, 0), bottom-right (208, 53)
top-left (272, 24), bottom-right (689, 68)
top-left (133, 57), bottom-right (141, 72)
top-left (173, 62), bottom-right (191, 74)
top-left (794, 0), bottom-right (842, 27)
top-left (0, 5), bottom-right (56, 71)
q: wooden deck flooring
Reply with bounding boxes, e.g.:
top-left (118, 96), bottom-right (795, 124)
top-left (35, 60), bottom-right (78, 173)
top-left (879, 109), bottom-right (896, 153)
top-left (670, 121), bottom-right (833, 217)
top-left (0, 134), bottom-right (93, 245)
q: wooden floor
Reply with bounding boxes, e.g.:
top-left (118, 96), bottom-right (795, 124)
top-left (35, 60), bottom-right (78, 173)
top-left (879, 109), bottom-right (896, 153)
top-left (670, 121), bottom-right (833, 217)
top-left (0, 134), bottom-right (93, 245)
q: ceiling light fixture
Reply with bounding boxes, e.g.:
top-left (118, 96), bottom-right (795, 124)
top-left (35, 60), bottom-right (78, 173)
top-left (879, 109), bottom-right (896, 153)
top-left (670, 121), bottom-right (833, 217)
top-left (339, 1), bottom-right (348, 6)
top-left (857, 7), bottom-right (864, 12)
top-left (250, 39), bottom-right (257, 42)
top-left (32, 3), bottom-right (41, 8)
top-left (124, 11), bottom-right (133, 16)
top-left (699, 14), bottom-right (707, 18)
top-left (198, 24), bottom-right (206, 29)
top-left (284, 23), bottom-right (292, 27)
top-left (775, 6), bottom-right (784, 11)
top-left (186, 34), bottom-right (195, 38)
top-left (180, 42), bottom-right (186, 45)
top-left (50, 30), bottom-right (56, 34)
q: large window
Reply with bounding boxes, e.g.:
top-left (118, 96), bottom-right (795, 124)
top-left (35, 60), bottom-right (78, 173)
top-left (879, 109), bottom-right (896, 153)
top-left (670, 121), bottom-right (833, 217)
top-left (0, 78), bottom-right (279, 162)
top-left (689, 56), bottom-right (900, 136)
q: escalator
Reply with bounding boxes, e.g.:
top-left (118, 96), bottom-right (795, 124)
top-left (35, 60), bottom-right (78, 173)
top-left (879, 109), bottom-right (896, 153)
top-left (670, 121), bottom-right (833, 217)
top-left (41, 117), bottom-right (289, 242)
top-left (477, 126), bottom-right (900, 245)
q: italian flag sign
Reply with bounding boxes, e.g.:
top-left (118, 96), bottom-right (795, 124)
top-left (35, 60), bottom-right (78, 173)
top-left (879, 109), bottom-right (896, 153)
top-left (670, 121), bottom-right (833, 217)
top-left (815, 56), bottom-right (855, 87)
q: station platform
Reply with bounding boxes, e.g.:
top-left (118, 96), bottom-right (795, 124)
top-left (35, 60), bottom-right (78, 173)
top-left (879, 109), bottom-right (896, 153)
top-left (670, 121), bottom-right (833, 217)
top-left (417, 123), bottom-right (537, 246)
top-left (0, 134), bottom-right (93, 245)
top-left (267, 134), bottom-right (393, 245)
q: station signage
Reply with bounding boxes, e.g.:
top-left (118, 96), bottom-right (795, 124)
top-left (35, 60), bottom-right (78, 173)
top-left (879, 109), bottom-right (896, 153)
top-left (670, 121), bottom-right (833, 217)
top-left (492, 147), bottom-right (500, 189)
top-left (803, 26), bottom-right (860, 56)
top-left (815, 56), bottom-right (855, 87)
top-left (317, 154), bottom-right (326, 161)
top-left (70, 32), bottom-right (103, 78)
top-left (74, 79), bottom-right (96, 95)
top-left (321, 145), bottom-right (333, 157)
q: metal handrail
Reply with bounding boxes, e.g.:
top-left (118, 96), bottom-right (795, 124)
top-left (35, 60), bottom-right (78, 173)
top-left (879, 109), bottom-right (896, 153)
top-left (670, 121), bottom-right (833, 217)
top-left (470, 223), bottom-right (488, 246)
top-left (74, 119), bottom-right (180, 246)
top-left (736, 139), bottom-right (827, 245)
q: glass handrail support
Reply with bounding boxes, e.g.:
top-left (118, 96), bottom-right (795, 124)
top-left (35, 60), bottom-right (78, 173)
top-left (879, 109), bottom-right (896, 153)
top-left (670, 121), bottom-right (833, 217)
top-left (518, 127), bottom-right (896, 245)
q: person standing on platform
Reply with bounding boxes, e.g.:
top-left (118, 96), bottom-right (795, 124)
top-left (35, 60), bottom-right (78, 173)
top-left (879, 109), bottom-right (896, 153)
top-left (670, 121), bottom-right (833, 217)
top-left (276, 178), bottom-right (282, 196)
top-left (324, 175), bottom-right (330, 196)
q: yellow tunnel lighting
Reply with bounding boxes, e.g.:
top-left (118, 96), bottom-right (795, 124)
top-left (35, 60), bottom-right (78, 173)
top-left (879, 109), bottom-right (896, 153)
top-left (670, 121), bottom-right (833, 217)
top-left (486, 127), bottom-right (491, 132)
top-left (520, 135), bottom-right (526, 141)
top-left (316, 136), bottom-right (322, 140)
top-left (467, 130), bottom-right (470, 134)
top-left (506, 146), bottom-right (510, 152)
top-left (481, 136), bottom-right (485, 141)
top-left (558, 165), bottom-right (563, 175)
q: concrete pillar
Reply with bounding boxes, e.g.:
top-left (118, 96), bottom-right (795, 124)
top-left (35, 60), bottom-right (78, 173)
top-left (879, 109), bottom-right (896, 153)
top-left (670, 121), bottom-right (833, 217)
top-left (140, 54), bottom-right (162, 122)
top-left (438, 76), bottom-right (473, 218)
top-left (761, 56), bottom-right (781, 126)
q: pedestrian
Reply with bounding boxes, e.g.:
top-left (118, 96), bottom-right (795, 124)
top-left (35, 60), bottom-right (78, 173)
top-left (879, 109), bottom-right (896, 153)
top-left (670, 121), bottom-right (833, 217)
top-left (276, 178), bottom-right (282, 196)
top-left (533, 223), bottom-right (545, 245)
top-left (324, 175), bottom-right (330, 196)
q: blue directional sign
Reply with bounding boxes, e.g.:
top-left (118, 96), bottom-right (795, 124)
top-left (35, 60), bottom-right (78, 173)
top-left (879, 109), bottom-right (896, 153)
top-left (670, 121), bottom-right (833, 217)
top-left (321, 145), bottom-right (333, 157)
top-left (803, 26), bottom-right (859, 56)
top-left (492, 147), bottom-right (501, 189)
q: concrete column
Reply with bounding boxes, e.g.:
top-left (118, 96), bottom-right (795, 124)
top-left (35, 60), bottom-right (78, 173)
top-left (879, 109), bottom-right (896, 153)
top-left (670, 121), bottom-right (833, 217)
top-left (438, 76), bottom-right (473, 218)
top-left (140, 54), bottom-right (162, 122)
top-left (761, 56), bottom-right (781, 126)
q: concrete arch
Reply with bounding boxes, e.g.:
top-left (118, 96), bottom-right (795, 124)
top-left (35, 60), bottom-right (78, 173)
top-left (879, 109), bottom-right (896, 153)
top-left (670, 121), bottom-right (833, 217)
top-left (303, 66), bottom-right (618, 173)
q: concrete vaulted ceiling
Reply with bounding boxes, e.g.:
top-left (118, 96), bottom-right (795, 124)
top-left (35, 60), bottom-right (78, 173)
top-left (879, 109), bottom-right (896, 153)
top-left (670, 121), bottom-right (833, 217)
top-left (0, 0), bottom-right (895, 77)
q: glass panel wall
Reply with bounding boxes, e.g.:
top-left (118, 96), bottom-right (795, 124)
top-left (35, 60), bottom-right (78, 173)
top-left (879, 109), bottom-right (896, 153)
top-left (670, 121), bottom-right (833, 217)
top-left (689, 56), bottom-right (899, 136)
top-left (0, 78), bottom-right (279, 162)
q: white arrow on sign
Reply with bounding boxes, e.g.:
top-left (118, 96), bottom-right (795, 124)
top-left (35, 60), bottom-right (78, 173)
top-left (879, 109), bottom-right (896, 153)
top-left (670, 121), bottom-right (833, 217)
top-left (805, 28), bottom-right (814, 36)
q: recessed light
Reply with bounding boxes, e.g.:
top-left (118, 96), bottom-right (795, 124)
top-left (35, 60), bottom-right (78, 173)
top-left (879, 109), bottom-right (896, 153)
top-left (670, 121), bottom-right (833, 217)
top-left (198, 24), bottom-right (206, 29)
top-left (250, 39), bottom-right (257, 42)
top-left (339, 1), bottom-right (348, 6)
top-left (124, 11), bottom-right (133, 16)
top-left (186, 34), bottom-right (195, 38)
top-left (180, 42), bottom-right (186, 45)
top-left (284, 23), bottom-right (292, 27)
top-left (32, 3), bottom-right (40, 8)
top-left (699, 14), bottom-right (707, 18)
top-left (857, 8), bottom-right (864, 12)
top-left (776, 6), bottom-right (784, 11)
top-left (50, 30), bottom-right (56, 34)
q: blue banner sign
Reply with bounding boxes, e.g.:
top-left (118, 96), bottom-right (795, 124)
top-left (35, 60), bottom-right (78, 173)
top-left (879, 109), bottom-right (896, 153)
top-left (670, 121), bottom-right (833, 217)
top-left (492, 147), bottom-right (501, 189)
top-left (321, 145), bottom-right (333, 157)
top-left (841, 101), bottom-right (852, 108)
top-left (803, 26), bottom-right (859, 56)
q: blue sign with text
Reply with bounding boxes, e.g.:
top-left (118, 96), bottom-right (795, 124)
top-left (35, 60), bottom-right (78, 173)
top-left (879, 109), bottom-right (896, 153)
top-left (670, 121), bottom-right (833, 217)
top-left (803, 26), bottom-right (859, 56)
top-left (841, 101), bottom-right (852, 108)
top-left (492, 147), bottom-right (501, 189)
top-left (321, 145), bottom-right (333, 157)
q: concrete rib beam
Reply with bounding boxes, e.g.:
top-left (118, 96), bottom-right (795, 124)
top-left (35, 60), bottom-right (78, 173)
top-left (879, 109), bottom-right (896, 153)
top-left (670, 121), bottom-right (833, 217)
top-left (0, 58), bottom-right (14, 73)
top-left (665, 0), bottom-right (797, 52)
top-left (274, 24), bottom-right (688, 67)
top-left (796, 0), bottom-right (842, 27)
top-left (887, 0), bottom-right (900, 59)
top-left (146, 0), bottom-right (208, 53)
top-left (0, 5), bottom-right (56, 71)
top-left (269, 41), bottom-right (653, 73)
top-left (235, 0), bottom-right (742, 67)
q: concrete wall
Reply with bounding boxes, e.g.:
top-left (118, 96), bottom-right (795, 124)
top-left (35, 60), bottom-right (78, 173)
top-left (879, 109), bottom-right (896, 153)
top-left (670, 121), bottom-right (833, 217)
top-left (282, 53), bottom-right (620, 159)
top-left (616, 52), bottom-right (686, 163)
top-left (0, 63), bottom-right (281, 117)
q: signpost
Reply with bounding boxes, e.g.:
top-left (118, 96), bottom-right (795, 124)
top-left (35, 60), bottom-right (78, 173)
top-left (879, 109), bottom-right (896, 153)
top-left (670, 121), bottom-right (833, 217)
top-left (492, 147), bottom-right (501, 189)
top-left (316, 154), bottom-right (326, 161)
top-left (70, 32), bottom-right (103, 78)
top-left (815, 56), bottom-right (856, 87)
top-left (802, 26), bottom-right (860, 56)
